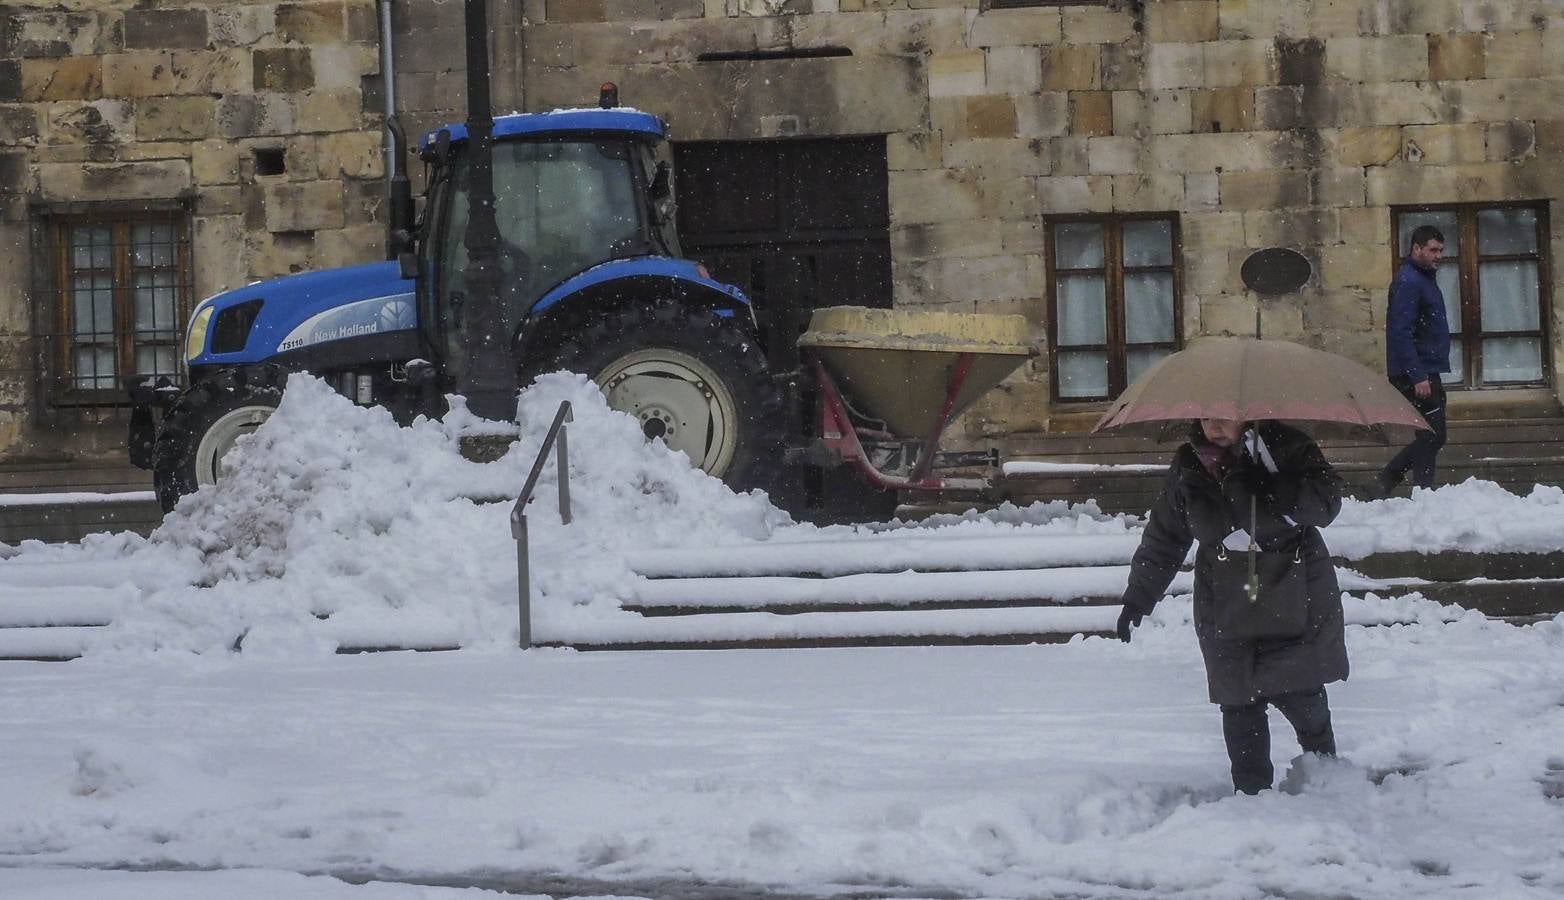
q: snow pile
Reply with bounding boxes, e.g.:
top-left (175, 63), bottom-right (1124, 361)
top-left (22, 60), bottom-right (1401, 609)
top-left (83, 373), bottom-right (787, 656)
top-left (1328, 480), bottom-right (1564, 558)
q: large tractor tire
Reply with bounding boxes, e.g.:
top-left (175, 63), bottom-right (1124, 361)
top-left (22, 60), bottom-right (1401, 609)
top-left (152, 366), bottom-right (286, 513)
top-left (532, 304), bottom-right (785, 491)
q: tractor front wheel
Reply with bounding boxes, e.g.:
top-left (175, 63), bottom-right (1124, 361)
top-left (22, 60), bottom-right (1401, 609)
top-left (532, 305), bottom-right (784, 490)
top-left (151, 366), bottom-right (285, 513)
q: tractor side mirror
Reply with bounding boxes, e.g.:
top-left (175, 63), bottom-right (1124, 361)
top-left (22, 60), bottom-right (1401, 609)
top-left (398, 251), bottom-right (420, 280)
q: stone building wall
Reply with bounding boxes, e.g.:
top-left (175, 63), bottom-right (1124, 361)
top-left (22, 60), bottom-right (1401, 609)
top-left (0, 0), bottom-right (389, 460)
top-left (518, 0), bottom-right (1564, 442)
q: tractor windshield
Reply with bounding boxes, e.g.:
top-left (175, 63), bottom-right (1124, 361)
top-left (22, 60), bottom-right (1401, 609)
top-left (433, 139), bottom-right (647, 329)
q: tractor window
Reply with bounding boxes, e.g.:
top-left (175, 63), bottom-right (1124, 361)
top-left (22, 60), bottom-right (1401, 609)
top-left (436, 140), bottom-right (645, 328)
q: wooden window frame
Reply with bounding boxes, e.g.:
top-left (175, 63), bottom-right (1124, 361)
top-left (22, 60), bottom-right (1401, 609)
top-left (1045, 212), bottom-right (1184, 405)
top-left (1390, 202), bottom-right (1553, 390)
top-left (43, 206), bottom-right (193, 406)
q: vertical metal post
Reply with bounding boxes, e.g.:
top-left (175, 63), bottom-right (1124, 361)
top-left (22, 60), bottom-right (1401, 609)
top-left (556, 421), bottom-right (572, 525)
top-left (514, 514), bottom-right (530, 649)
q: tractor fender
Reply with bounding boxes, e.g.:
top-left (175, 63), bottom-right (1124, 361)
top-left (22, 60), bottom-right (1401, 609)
top-left (530, 256), bottom-right (751, 317)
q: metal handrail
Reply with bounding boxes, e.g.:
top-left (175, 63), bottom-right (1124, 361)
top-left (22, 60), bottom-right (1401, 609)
top-left (511, 400), bottom-right (573, 648)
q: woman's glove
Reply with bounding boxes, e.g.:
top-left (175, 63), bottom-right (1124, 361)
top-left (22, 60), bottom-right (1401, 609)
top-left (1117, 605), bottom-right (1145, 643)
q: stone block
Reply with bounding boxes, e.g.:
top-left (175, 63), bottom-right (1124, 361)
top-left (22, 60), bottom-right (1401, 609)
top-left (1002, 219), bottom-right (1044, 255)
top-left (1112, 173), bottom-right (1184, 211)
top-left (345, 2), bottom-right (380, 43)
top-left (1051, 137), bottom-right (1089, 176)
top-left (1040, 45), bottom-right (1100, 92)
top-left (1062, 7), bottom-right (1135, 45)
top-left (1070, 91), bottom-right (1112, 137)
top-left (1358, 1), bottom-right (1462, 36)
top-left (1325, 35), bottom-right (1428, 84)
top-left (1539, 120), bottom-right (1564, 156)
top-left (35, 160), bottom-right (192, 202)
top-left (887, 131), bottom-right (940, 171)
top-left (137, 96), bottom-right (215, 141)
top-left (249, 229), bottom-right (318, 279)
top-left (967, 8), bottom-right (1062, 47)
top-left (1011, 91), bottom-right (1066, 139)
top-left (265, 181), bottom-right (346, 232)
top-left (171, 50), bottom-right (250, 96)
top-left (1086, 136), bottom-right (1140, 175)
top-left (1219, 169), bottom-right (1310, 209)
top-left (101, 53), bottom-right (174, 98)
top-left (1034, 175), bottom-right (1112, 213)
top-left (1337, 206), bottom-right (1388, 246)
top-left (193, 216), bottom-right (248, 299)
top-left (311, 45), bottom-right (377, 90)
top-left (0, 105), bottom-right (41, 144)
top-left (1243, 208), bottom-right (1338, 248)
top-left (1462, 1), bottom-right (1564, 33)
top-left (548, 0), bottom-right (610, 23)
top-left (1314, 167), bottom-right (1365, 207)
top-left (0, 62), bottom-right (17, 103)
top-left (1303, 290), bottom-right (1375, 334)
top-left (47, 100), bottom-right (132, 144)
top-left (283, 137), bottom-right (320, 182)
top-left (947, 138), bottom-right (1050, 177)
top-left (986, 46), bottom-right (1041, 96)
top-left (298, 90), bottom-right (364, 132)
top-left (277, 3), bottom-right (347, 44)
top-left (928, 49), bottom-right (985, 98)
top-left (527, 25), bottom-right (575, 69)
top-left (318, 131), bottom-right (384, 179)
top-left (1365, 165), bottom-right (1460, 207)
top-left (316, 224), bottom-right (385, 269)
top-left (1112, 90), bottom-right (1145, 137)
top-left (1147, 90), bottom-right (1193, 134)
top-left (1485, 31), bottom-right (1550, 79)
top-left (1320, 244), bottom-right (1390, 291)
top-left (124, 9), bottom-right (209, 51)
top-left (192, 140), bottom-right (242, 185)
top-left (1148, 1), bottom-right (1218, 43)
top-left (211, 6), bottom-right (277, 47)
top-left (891, 218), bottom-right (1003, 262)
top-left (1151, 131), bottom-right (1279, 173)
top-left (4, 10), bottom-right (107, 60)
top-left (1191, 87), bottom-right (1254, 134)
top-left (1146, 43), bottom-right (1203, 89)
top-left (21, 57), bottom-right (101, 101)
top-left (966, 95), bottom-right (1016, 139)
top-left (1185, 172), bottom-right (1219, 209)
top-left (1328, 127), bottom-right (1401, 167)
top-left (1487, 121), bottom-right (1536, 162)
top-left (1199, 293), bottom-right (1261, 337)
top-left (1182, 211), bottom-right (1244, 249)
top-left (1403, 123), bottom-right (1486, 165)
top-left (1428, 33), bottom-right (1484, 82)
top-left (889, 168), bottom-right (985, 226)
top-left (216, 94), bottom-right (298, 139)
top-left (1203, 39), bottom-right (1276, 89)
top-left (1099, 43), bottom-right (1143, 93)
top-left (254, 48), bottom-right (315, 92)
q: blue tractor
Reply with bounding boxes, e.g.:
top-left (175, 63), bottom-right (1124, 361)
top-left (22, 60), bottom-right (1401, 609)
top-left (129, 98), bottom-right (783, 512)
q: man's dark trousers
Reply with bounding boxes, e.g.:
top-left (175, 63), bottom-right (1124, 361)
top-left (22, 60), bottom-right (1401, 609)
top-left (1381, 376), bottom-right (1448, 490)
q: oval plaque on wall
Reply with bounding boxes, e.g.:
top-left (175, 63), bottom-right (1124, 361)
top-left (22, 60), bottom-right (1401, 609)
top-left (1240, 247), bottom-right (1313, 295)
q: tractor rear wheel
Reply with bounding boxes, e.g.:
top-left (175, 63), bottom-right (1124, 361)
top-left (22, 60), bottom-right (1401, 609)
top-left (152, 366), bottom-right (286, 513)
top-left (531, 305), bottom-right (784, 490)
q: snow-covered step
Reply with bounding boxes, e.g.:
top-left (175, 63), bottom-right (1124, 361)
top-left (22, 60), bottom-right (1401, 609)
top-left (0, 626), bottom-right (98, 661)
top-left (629, 567), bottom-right (1410, 616)
top-left (0, 585), bottom-right (129, 627)
top-left (626, 534), bottom-right (1146, 579)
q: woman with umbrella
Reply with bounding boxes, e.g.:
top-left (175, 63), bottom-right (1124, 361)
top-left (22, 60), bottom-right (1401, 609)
top-left (1100, 337), bottom-right (1429, 795)
top-left (1115, 415), bottom-right (1346, 795)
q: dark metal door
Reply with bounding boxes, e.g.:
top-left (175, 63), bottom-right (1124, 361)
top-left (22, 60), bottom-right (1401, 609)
top-left (674, 137), bottom-right (895, 521)
top-left (674, 137), bottom-right (892, 373)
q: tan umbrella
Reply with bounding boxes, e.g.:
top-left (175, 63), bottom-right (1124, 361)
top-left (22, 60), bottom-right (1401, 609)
top-left (1092, 336), bottom-right (1431, 443)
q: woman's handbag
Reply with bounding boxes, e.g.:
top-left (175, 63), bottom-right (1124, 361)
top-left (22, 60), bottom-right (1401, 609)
top-left (1210, 543), bottom-right (1309, 641)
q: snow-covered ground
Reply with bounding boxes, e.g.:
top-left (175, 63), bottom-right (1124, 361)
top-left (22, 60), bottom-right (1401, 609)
top-left (1, 374), bottom-right (1562, 898)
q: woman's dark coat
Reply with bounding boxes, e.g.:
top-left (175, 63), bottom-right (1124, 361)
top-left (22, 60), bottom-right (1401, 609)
top-left (1121, 422), bottom-right (1349, 707)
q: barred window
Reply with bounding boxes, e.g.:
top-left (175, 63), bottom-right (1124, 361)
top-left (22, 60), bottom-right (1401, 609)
top-left (1046, 214), bottom-right (1183, 402)
top-left (46, 210), bottom-right (191, 402)
top-left (1392, 203), bottom-right (1552, 388)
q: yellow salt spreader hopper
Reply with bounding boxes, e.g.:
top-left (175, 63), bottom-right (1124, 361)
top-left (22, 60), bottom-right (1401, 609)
top-left (795, 306), bottom-right (1037, 493)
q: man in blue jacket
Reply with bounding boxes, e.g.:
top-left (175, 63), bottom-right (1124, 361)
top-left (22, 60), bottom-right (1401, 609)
top-left (1378, 225), bottom-right (1452, 494)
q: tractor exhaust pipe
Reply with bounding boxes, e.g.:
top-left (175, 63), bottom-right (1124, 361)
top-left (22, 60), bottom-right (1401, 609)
top-left (378, 0), bottom-right (414, 259)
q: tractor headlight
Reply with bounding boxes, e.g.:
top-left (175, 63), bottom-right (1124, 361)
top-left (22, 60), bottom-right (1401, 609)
top-left (185, 305), bottom-right (214, 362)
